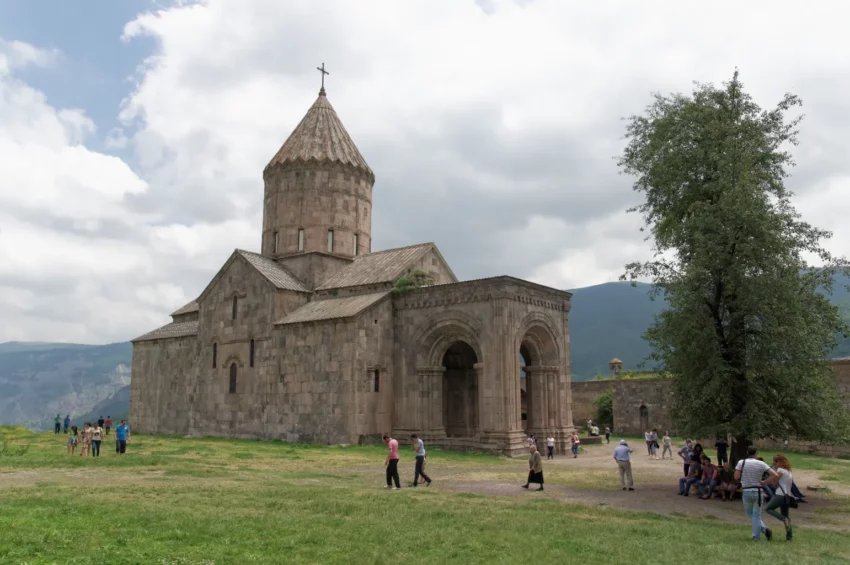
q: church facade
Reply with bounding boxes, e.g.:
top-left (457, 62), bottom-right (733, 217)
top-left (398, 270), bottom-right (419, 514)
top-left (130, 87), bottom-right (575, 454)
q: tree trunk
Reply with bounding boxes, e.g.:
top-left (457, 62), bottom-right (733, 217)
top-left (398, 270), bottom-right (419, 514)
top-left (730, 434), bottom-right (750, 467)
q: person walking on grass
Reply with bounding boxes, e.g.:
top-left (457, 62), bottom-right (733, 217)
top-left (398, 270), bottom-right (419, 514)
top-left (63, 415), bottom-right (70, 434)
top-left (546, 435), bottom-right (555, 460)
top-left (115, 420), bottom-right (130, 455)
top-left (383, 433), bottom-right (400, 490)
top-left (104, 416), bottom-right (112, 436)
top-left (80, 423), bottom-right (92, 457)
top-left (408, 434), bottom-right (432, 487)
top-left (761, 453), bottom-right (795, 541)
top-left (54, 414), bottom-right (61, 434)
top-left (521, 444), bottom-right (544, 491)
top-left (91, 422), bottom-right (104, 457)
top-left (66, 426), bottom-right (79, 455)
top-left (570, 431), bottom-right (580, 458)
top-left (735, 445), bottom-right (779, 542)
top-left (613, 440), bottom-right (634, 491)
top-left (661, 432), bottom-right (673, 459)
top-left (605, 426), bottom-right (611, 444)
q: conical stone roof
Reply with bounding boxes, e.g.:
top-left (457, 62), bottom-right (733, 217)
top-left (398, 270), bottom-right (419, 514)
top-left (265, 89), bottom-right (374, 181)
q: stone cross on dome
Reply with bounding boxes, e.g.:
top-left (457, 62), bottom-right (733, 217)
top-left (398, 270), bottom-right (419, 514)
top-left (317, 62), bottom-right (329, 94)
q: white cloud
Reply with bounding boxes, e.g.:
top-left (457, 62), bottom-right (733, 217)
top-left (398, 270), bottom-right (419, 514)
top-left (5, 0), bottom-right (850, 342)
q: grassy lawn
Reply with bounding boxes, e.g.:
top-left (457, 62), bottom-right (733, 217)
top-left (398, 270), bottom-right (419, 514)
top-left (2, 427), bottom-right (850, 565)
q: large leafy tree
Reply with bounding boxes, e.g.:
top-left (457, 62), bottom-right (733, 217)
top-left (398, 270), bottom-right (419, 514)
top-left (619, 71), bottom-right (850, 463)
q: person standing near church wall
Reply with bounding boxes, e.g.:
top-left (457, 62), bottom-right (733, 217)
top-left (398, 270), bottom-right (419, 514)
top-left (408, 434), bottom-right (432, 487)
top-left (383, 433), bottom-right (400, 490)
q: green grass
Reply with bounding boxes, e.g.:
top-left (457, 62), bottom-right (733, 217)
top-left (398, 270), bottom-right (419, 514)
top-left (2, 427), bottom-right (850, 564)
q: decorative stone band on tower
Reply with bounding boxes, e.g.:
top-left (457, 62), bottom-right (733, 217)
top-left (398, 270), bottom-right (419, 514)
top-left (261, 89), bottom-right (375, 259)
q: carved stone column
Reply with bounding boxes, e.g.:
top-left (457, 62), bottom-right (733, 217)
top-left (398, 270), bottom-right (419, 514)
top-left (416, 366), bottom-right (446, 440)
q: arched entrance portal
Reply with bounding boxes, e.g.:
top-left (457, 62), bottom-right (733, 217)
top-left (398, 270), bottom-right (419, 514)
top-left (442, 341), bottom-right (479, 438)
top-left (639, 405), bottom-right (649, 433)
top-left (519, 345), bottom-right (531, 432)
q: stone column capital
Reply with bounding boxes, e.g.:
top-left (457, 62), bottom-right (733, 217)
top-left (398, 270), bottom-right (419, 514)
top-left (525, 365), bottom-right (559, 376)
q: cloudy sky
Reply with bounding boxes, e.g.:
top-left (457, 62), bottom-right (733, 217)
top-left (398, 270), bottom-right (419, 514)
top-left (1, 0), bottom-right (849, 344)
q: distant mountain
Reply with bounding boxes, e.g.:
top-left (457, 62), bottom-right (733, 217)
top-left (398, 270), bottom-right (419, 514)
top-left (567, 273), bottom-right (850, 381)
top-left (568, 281), bottom-right (665, 381)
top-left (0, 342), bottom-right (132, 430)
top-left (75, 385), bottom-right (131, 426)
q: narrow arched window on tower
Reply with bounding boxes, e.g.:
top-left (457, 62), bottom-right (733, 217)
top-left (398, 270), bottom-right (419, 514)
top-left (298, 229), bottom-right (305, 251)
top-left (249, 339), bottom-right (255, 367)
top-left (374, 369), bottom-right (380, 392)
top-left (354, 233), bottom-right (359, 256)
top-left (229, 363), bottom-right (237, 393)
top-left (327, 229), bottom-right (334, 252)
top-left (273, 231), bottom-right (279, 253)
top-left (232, 295), bottom-right (238, 320)
top-left (212, 343), bottom-right (217, 368)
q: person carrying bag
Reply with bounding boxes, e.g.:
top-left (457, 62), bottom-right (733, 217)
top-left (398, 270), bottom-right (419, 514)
top-left (761, 453), bottom-right (795, 541)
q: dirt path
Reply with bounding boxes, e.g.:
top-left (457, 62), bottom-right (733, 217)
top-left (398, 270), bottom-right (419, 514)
top-left (443, 445), bottom-right (847, 531)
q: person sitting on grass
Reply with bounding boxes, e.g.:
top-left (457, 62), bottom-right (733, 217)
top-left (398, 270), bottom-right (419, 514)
top-left (698, 455), bottom-right (719, 499)
top-left (717, 462), bottom-right (738, 501)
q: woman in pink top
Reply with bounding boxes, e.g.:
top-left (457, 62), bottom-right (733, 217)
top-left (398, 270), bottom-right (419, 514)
top-left (383, 433), bottom-right (400, 489)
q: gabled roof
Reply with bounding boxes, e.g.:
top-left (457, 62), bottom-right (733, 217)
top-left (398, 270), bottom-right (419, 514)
top-left (196, 249), bottom-right (310, 304)
top-left (315, 242), bottom-right (456, 291)
top-left (170, 300), bottom-right (199, 317)
top-left (276, 292), bottom-right (390, 325)
top-left (237, 250), bottom-right (310, 292)
top-left (133, 320), bottom-right (199, 342)
top-left (265, 89), bottom-right (374, 181)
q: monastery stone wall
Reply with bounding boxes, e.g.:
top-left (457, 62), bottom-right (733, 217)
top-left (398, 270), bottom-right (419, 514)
top-left (572, 360), bottom-right (850, 454)
top-left (129, 336), bottom-right (198, 434)
top-left (569, 380), bottom-right (612, 428)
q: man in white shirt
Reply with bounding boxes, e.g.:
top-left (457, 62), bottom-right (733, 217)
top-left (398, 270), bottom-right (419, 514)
top-left (613, 440), bottom-right (634, 491)
top-left (545, 436), bottom-right (555, 460)
top-left (735, 446), bottom-right (780, 541)
top-left (644, 430), bottom-right (652, 456)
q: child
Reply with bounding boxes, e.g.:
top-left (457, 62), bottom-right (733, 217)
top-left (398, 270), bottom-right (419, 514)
top-left (66, 426), bottom-right (79, 455)
top-left (80, 423), bottom-right (93, 457)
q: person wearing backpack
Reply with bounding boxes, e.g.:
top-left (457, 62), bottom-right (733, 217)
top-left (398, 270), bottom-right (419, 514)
top-left (761, 453), bottom-right (795, 541)
top-left (735, 445), bottom-right (780, 541)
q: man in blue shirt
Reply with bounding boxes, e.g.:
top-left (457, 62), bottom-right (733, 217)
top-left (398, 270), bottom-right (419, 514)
top-left (63, 415), bottom-right (70, 434)
top-left (115, 420), bottom-right (130, 455)
top-left (613, 440), bottom-right (634, 491)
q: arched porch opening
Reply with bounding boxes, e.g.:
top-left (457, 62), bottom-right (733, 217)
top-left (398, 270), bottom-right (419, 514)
top-left (519, 323), bottom-right (561, 435)
top-left (442, 341), bottom-right (479, 438)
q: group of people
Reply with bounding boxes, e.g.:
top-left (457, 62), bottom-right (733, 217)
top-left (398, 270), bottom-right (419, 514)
top-left (674, 438), bottom-right (801, 542)
top-left (525, 432), bottom-right (583, 459)
top-left (63, 416), bottom-right (131, 457)
top-left (381, 433), bottom-right (432, 489)
top-left (643, 429), bottom-right (675, 459)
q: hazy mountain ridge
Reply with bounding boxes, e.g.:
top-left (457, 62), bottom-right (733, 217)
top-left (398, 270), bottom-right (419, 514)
top-left (0, 342), bottom-right (132, 429)
top-left (3, 273), bottom-right (848, 427)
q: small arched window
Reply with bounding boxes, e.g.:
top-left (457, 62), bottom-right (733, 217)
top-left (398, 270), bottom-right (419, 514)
top-left (249, 339), bottom-right (255, 368)
top-left (232, 295), bottom-right (238, 320)
top-left (374, 369), bottom-right (380, 393)
top-left (212, 343), bottom-right (217, 368)
top-left (229, 363), bottom-right (237, 394)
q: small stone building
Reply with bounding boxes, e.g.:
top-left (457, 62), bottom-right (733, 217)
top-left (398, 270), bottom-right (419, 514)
top-left (130, 87), bottom-right (575, 454)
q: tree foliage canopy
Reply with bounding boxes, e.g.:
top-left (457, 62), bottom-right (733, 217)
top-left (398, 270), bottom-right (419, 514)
top-left (620, 71), bottom-right (850, 448)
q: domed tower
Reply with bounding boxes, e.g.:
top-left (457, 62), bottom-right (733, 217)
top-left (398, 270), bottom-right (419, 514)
top-left (261, 87), bottom-right (375, 258)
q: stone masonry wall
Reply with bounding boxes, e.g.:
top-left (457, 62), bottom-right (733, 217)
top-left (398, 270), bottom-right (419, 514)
top-left (275, 252), bottom-right (352, 290)
top-left (129, 336), bottom-right (198, 434)
top-left (574, 360), bottom-right (850, 453)
top-left (570, 380), bottom-right (613, 428)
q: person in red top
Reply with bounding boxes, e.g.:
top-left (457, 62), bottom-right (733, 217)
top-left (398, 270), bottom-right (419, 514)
top-left (383, 433), bottom-right (400, 490)
top-left (104, 416), bottom-right (112, 436)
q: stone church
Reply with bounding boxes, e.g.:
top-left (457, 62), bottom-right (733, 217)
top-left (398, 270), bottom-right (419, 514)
top-left (130, 86), bottom-right (575, 454)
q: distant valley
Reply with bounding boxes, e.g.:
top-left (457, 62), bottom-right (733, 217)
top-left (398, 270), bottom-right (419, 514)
top-left (3, 275), bottom-right (849, 429)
